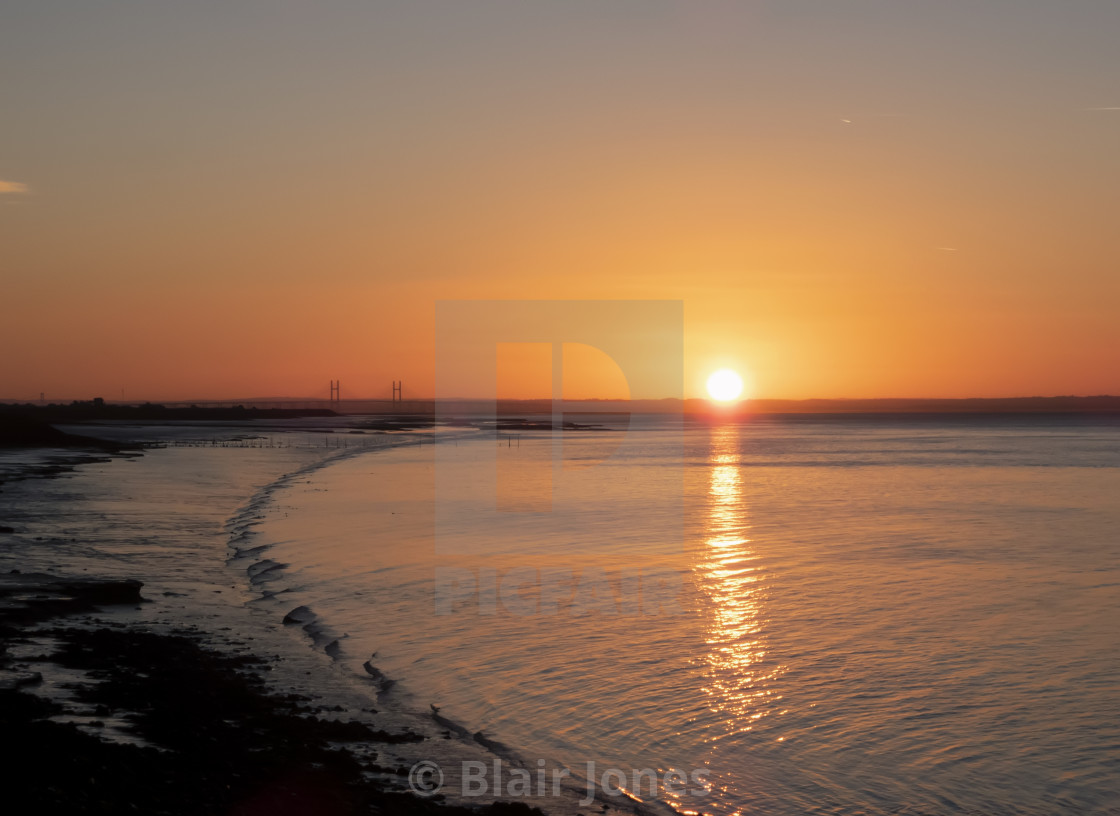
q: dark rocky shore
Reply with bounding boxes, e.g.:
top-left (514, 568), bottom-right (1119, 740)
top-left (0, 573), bottom-right (542, 815)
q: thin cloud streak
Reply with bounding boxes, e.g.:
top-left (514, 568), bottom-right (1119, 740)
top-left (0, 180), bottom-right (30, 194)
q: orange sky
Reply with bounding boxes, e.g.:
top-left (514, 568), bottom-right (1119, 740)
top-left (2, 2), bottom-right (1118, 401)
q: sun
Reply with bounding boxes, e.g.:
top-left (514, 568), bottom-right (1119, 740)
top-left (706, 369), bottom-right (744, 402)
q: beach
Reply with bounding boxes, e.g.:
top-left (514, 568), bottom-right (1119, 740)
top-left (0, 416), bottom-right (647, 816)
top-left (2, 411), bottom-right (1119, 814)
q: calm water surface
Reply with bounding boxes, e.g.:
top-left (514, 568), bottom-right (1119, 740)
top-left (258, 416), bottom-right (1120, 815)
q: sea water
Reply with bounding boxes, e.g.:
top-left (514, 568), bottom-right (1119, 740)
top-left (253, 415), bottom-right (1120, 815)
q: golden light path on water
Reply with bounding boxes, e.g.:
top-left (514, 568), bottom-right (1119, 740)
top-left (697, 425), bottom-right (785, 740)
top-left (664, 424), bottom-right (789, 814)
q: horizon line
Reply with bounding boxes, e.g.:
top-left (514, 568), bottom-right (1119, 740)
top-left (5, 394), bottom-right (1120, 405)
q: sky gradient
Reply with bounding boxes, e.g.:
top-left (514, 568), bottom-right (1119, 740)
top-left (2, 1), bottom-right (1118, 401)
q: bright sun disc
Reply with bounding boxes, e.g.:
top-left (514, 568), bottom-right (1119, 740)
top-left (707, 369), bottom-right (744, 401)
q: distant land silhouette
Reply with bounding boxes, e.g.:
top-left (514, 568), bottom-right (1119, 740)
top-left (0, 400), bottom-right (338, 423)
top-left (0, 414), bottom-right (130, 450)
top-left (3, 395), bottom-right (1120, 421)
top-left (0, 402), bottom-right (338, 449)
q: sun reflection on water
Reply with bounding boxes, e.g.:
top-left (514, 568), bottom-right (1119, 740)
top-left (695, 424), bottom-right (785, 739)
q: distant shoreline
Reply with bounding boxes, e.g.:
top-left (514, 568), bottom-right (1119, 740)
top-left (715, 395), bottom-right (1120, 414)
top-left (0, 401), bottom-right (337, 423)
top-left (3, 395), bottom-right (1120, 425)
